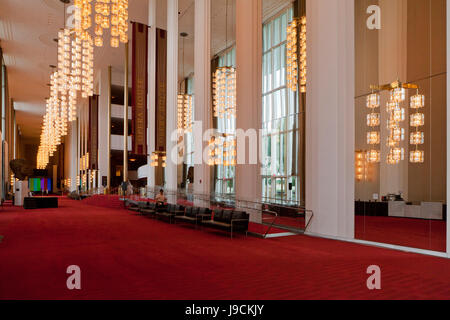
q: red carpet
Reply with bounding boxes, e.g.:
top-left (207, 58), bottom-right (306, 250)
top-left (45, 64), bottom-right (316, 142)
top-left (355, 216), bottom-right (446, 252)
top-left (1, 198), bottom-right (450, 300)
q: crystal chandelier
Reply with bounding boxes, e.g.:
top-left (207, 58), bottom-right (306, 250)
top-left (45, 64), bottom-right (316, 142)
top-left (177, 33), bottom-right (193, 133)
top-left (207, 134), bottom-right (236, 167)
top-left (286, 16), bottom-right (306, 93)
top-left (207, 136), bottom-right (222, 166)
top-left (386, 95), bottom-right (406, 165)
top-left (212, 0), bottom-right (236, 119)
top-left (36, 0), bottom-right (96, 169)
top-left (222, 135), bottom-right (237, 167)
top-left (177, 94), bottom-right (193, 132)
top-left (355, 150), bottom-right (367, 182)
top-left (366, 80), bottom-right (425, 165)
top-left (213, 66), bottom-right (236, 119)
top-left (409, 93), bottom-right (425, 163)
top-left (74, 0), bottom-right (129, 48)
top-left (366, 93), bottom-right (380, 163)
top-left (150, 151), bottom-right (167, 168)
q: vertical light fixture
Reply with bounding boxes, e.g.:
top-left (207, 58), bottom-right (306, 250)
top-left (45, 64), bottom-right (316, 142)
top-left (386, 87), bottom-right (406, 165)
top-left (212, 0), bottom-right (236, 119)
top-left (355, 150), bottom-right (367, 182)
top-left (286, 16), bottom-right (306, 93)
top-left (75, 0), bottom-right (128, 48)
top-left (366, 92), bottom-right (381, 163)
top-left (37, 1), bottom-right (95, 170)
top-left (150, 151), bottom-right (167, 168)
top-left (409, 92), bottom-right (425, 163)
top-left (367, 81), bottom-right (425, 165)
top-left (177, 32), bottom-right (193, 133)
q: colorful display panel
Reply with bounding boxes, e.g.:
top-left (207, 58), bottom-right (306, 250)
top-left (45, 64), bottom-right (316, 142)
top-left (29, 178), bottom-right (52, 192)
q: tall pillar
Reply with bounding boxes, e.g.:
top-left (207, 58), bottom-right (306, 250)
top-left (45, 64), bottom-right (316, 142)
top-left (98, 66), bottom-right (111, 189)
top-left (305, 0), bottom-right (355, 239)
top-left (235, 0), bottom-right (263, 221)
top-left (194, 0), bottom-right (212, 203)
top-left (123, 42), bottom-right (129, 183)
top-left (68, 120), bottom-right (78, 192)
top-left (147, 0), bottom-right (157, 192)
top-left (77, 109), bottom-right (80, 191)
top-left (107, 66), bottom-right (111, 189)
top-left (166, 0), bottom-right (178, 196)
top-left (13, 110), bottom-right (16, 159)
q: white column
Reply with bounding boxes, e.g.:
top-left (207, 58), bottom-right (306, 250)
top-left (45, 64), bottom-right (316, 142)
top-left (147, 0), bottom-right (157, 192)
top-left (166, 0), bottom-right (178, 197)
top-left (64, 120), bottom-right (78, 192)
top-left (194, 0), bottom-right (212, 202)
top-left (305, 0), bottom-right (355, 239)
top-left (235, 0), bottom-right (263, 221)
top-left (98, 67), bottom-right (109, 187)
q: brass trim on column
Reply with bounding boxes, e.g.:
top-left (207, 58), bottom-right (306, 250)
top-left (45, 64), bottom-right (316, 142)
top-left (123, 41), bottom-right (129, 182)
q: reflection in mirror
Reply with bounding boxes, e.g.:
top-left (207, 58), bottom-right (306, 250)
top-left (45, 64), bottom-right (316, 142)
top-left (354, 0), bottom-right (446, 252)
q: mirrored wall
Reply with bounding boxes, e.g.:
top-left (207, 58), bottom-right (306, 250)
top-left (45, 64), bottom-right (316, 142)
top-left (355, 0), bottom-right (447, 252)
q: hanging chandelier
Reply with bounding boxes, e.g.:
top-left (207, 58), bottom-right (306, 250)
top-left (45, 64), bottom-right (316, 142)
top-left (177, 33), bottom-right (193, 133)
top-left (213, 66), bottom-right (236, 119)
top-left (365, 80), bottom-right (425, 165)
top-left (212, 0), bottom-right (236, 119)
top-left (366, 92), bottom-right (381, 163)
top-left (222, 135), bottom-right (237, 167)
top-left (177, 94), bottom-right (193, 132)
top-left (74, 0), bottom-right (129, 48)
top-left (409, 93), bottom-right (425, 163)
top-left (36, 1), bottom-right (95, 170)
top-left (150, 151), bottom-right (167, 168)
top-left (286, 16), bottom-right (307, 93)
top-left (207, 136), bottom-right (222, 166)
top-left (355, 150), bottom-right (367, 182)
top-left (207, 134), bottom-right (236, 167)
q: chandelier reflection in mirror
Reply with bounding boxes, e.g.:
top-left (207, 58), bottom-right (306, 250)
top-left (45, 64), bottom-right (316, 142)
top-left (355, 150), bottom-right (368, 182)
top-left (365, 80), bottom-right (425, 165)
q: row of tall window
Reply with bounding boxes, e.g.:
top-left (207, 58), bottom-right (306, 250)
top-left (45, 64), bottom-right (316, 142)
top-left (182, 5), bottom-right (301, 204)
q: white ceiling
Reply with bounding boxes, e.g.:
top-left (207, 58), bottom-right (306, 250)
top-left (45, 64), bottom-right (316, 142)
top-left (0, 0), bottom-right (291, 140)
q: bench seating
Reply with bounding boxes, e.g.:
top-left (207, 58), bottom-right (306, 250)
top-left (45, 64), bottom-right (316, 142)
top-left (202, 208), bottom-right (249, 238)
top-left (127, 200), bottom-right (249, 239)
top-left (155, 204), bottom-right (186, 224)
top-left (125, 200), bottom-right (140, 212)
top-left (174, 207), bottom-right (212, 226)
top-left (140, 202), bottom-right (157, 216)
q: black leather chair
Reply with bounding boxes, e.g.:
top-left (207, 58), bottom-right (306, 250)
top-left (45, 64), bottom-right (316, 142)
top-left (174, 206), bottom-right (212, 226)
top-left (202, 209), bottom-right (249, 238)
top-left (156, 204), bottom-right (185, 223)
top-left (140, 202), bottom-right (157, 217)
